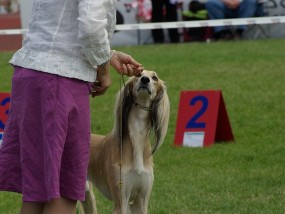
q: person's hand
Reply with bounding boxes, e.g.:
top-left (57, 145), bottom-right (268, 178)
top-left (222, 0), bottom-right (240, 9)
top-left (91, 62), bottom-right (111, 97)
top-left (110, 51), bottom-right (144, 76)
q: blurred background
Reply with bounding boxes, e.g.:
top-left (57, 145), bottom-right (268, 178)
top-left (0, 0), bottom-right (285, 51)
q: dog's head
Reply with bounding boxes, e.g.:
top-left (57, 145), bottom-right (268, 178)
top-left (115, 70), bottom-right (170, 154)
top-left (131, 70), bottom-right (162, 102)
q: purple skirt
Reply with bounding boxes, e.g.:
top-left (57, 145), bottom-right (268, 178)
top-left (0, 66), bottom-right (91, 202)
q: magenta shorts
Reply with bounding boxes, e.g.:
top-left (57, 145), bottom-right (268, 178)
top-left (0, 66), bottom-right (92, 202)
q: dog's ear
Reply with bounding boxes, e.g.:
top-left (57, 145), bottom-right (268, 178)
top-left (113, 79), bottom-right (133, 143)
top-left (121, 83), bottom-right (133, 142)
top-left (150, 83), bottom-right (170, 154)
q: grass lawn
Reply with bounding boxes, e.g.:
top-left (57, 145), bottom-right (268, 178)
top-left (0, 39), bottom-right (285, 213)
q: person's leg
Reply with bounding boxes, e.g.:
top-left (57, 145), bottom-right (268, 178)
top-left (20, 202), bottom-right (44, 214)
top-left (165, 0), bottom-right (179, 43)
top-left (238, 0), bottom-right (257, 18)
top-left (42, 77), bottom-right (91, 214)
top-left (14, 68), bottom-right (88, 204)
top-left (43, 198), bottom-right (77, 214)
top-left (151, 0), bottom-right (165, 43)
top-left (205, 0), bottom-right (228, 33)
top-left (20, 198), bottom-right (77, 214)
top-left (237, 0), bottom-right (257, 31)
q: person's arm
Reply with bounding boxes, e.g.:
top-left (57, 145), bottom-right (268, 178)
top-left (78, 0), bottom-right (116, 96)
top-left (77, 0), bottom-right (143, 96)
top-left (77, 0), bottom-right (116, 66)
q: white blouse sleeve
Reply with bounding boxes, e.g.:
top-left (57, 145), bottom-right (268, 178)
top-left (77, 0), bottom-right (116, 66)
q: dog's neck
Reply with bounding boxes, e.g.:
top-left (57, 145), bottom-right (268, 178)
top-left (129, 91), bottom-right (152, 112)
top-left (128, 106), bottom-right (152, 174)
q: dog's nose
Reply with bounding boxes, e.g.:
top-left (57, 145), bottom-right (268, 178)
top-left (141, 76), bottom-right (150, 85)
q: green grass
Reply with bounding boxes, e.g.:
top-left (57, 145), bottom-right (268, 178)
top-left (1, 39), bottom-right (285, 213)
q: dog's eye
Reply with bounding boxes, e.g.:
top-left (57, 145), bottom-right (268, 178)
top-left (136, 73), bottom-right (142, 78)
top-left (152, 76), bottom-right (158, 81)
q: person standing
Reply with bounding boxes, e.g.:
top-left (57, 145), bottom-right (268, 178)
top-left (205, 0), bottom-right (258, 40)
top-left (151, 0), bottom-right (181, 43)
top-left (0, 0), bottom-right (143, 213)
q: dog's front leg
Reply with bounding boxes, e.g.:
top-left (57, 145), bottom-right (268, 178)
top-left (112, 188), bottom-right (130, 214)
top-left (130, 199), bottom-right (147, 214)
top-left (129, 172), bottom-right (153, 214)
top-left (81, 181), bottom-right (97, 214)
top-left (129, 189), bottom-right (151, 214)
top-left (110, 180), bottom-right (131, 214)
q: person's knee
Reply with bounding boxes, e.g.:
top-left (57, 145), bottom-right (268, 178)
top-left (20, 202), bottom-right (44, 214)
top-left (43, 197), bottom-right (77, 214)
top-left (205, 0), bottom-right (225, 18)
top-left (51, 197), bottom-right (77, 207)
top-left (243, 0), bottom-right (258, 7)
top-left (205, 0), bottom-right (224, 11)
top-left (239, 0), bottom-right (258, 16)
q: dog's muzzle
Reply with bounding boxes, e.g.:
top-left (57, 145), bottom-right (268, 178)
top-left (138, 76), bottom-right (151, 94)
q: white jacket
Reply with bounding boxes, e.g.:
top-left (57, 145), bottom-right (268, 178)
top-left (10, 0), bottom-right (116, 82)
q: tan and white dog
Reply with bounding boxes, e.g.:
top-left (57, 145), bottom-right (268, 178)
top-left (80, 70), bottom-right (170, 214)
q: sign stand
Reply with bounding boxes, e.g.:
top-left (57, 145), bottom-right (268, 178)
top-left (0, 92), bottom-right (10, 145)
top-left (174, 90), bottom-right (234, 147)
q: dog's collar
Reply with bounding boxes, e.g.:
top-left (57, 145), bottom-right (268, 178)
top-left (127, 90), bottom-right (152, 112)
top-left (132, 100), bottom-right (152, 112)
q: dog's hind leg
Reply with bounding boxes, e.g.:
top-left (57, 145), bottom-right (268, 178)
top-left (81, 181), bottom-right (97, 214)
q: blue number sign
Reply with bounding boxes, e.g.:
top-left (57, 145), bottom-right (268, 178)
top-left (0, 96), bottom-right (10, 131)
top-left (175, 90), bottom-right (234, 147)
top-left (186, 95), bottom-right (208, 129)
